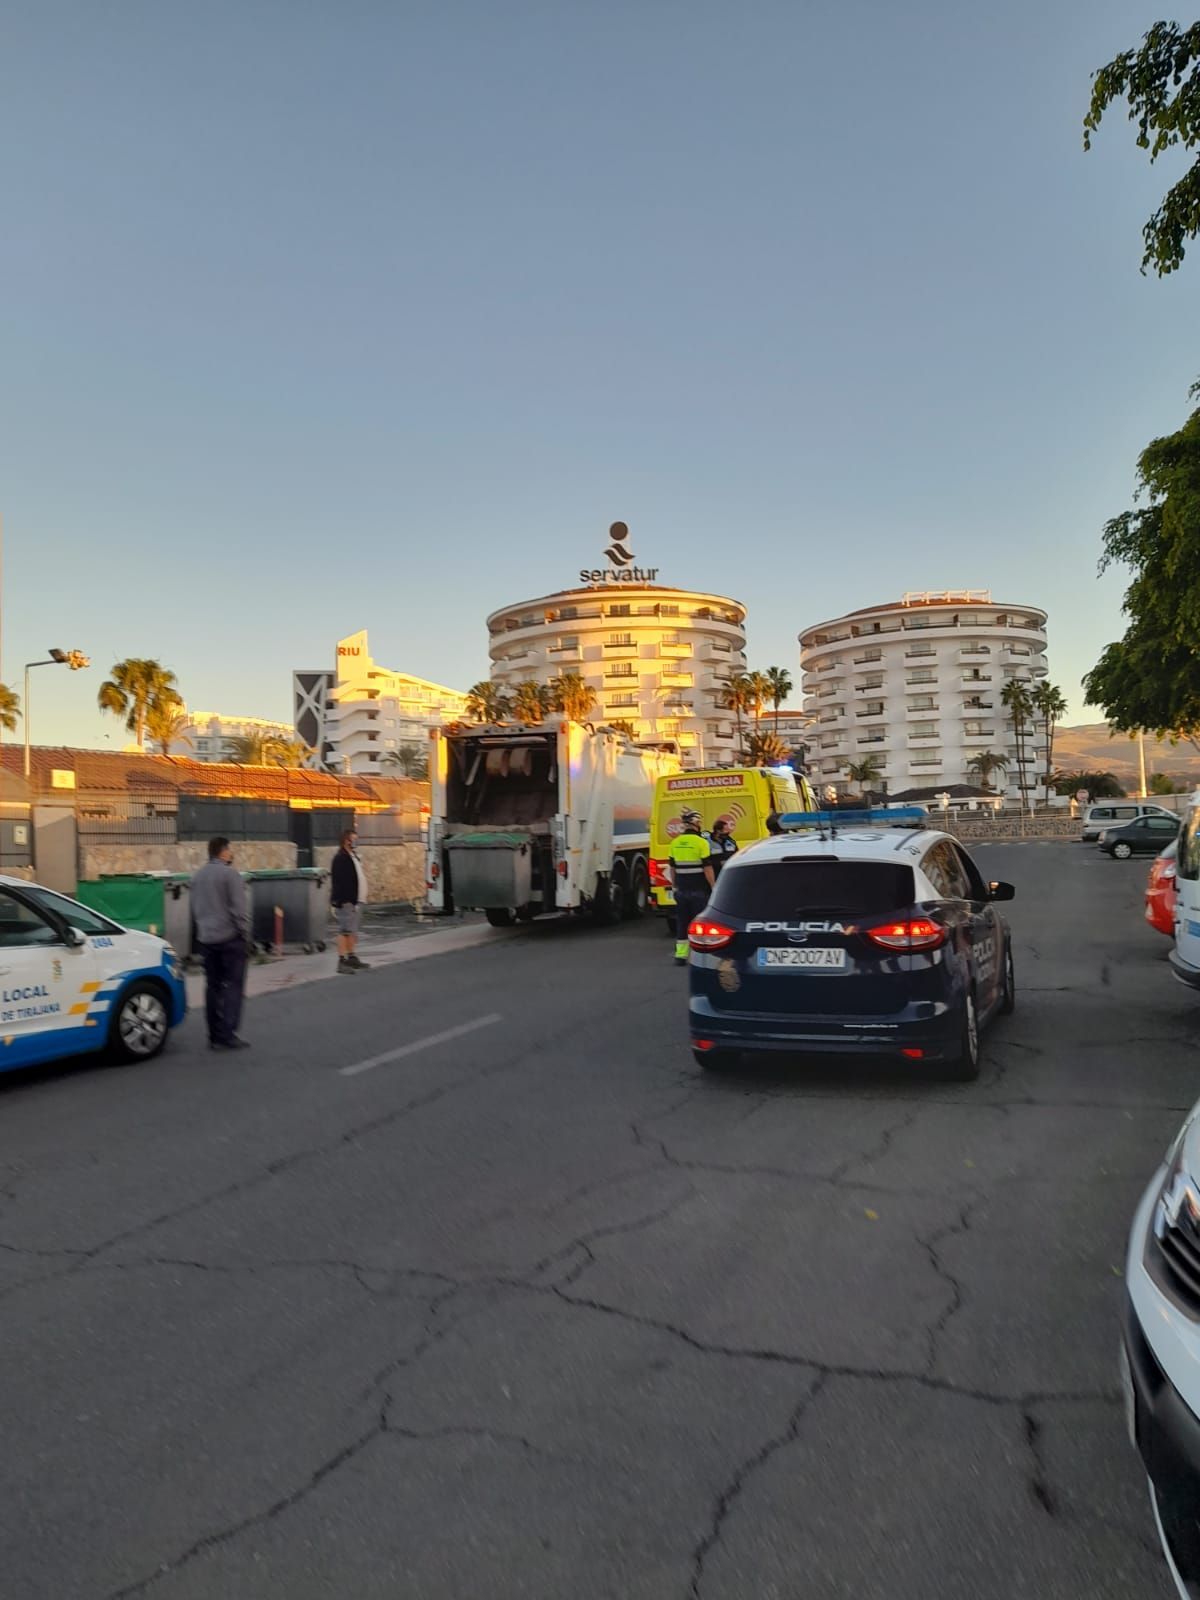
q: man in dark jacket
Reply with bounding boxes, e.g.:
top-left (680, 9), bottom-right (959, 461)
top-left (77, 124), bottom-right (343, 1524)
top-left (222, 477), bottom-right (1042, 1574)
top-left (331, 827), bottom-right (370, 975)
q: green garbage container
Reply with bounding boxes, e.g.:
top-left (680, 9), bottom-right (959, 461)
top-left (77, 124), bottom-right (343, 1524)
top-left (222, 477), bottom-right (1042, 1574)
top-left (243, 869), bottom-right (329, 953)
top-left (74, 873), bottom-right (192, 948)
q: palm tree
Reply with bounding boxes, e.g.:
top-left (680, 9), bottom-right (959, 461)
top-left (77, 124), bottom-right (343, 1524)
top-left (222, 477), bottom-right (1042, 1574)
top-left (748, 729), bottom-right (790, 766)
top-left (608, 719), bottom-right (638, 739)
top-left (1000, 680), bottom-right (1035, 806)
top-left (719, 674), bottom-right (755, 760)
top-left (745, 671), bottom-right (773, 735)
top-left (228, 732), bottom-right (311, 767)
top-left (464, 681), bottom-right (511, 724)
top-left (385, 745), bottom-right (428, 779)
top-left (97, 659), bottom-right (181, 750)
top-left (551, 671), bottom-right (598, 722)
top-left (764, 667), bottom-right (794, 734)
top-left (263, 737), bottom-right (312, 769)
top-left (966, 750), bottom-right (1009, 794)
top-left (845, 755), bottom-right (884, 796)
top-left (145, 703), bottom-right (193, 756)
top-left (1031, 682), bottom-right (1068, 803)
top-left (0, 683), bottom-right (21, 734)
top-left (512, 680), bottom-right (553, 726)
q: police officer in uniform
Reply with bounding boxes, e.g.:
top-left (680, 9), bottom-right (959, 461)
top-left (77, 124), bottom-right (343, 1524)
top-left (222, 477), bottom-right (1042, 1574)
top-left (667, 810), bottom-right (716, 965)
top-left (708, 817), bottom-right (738, 877)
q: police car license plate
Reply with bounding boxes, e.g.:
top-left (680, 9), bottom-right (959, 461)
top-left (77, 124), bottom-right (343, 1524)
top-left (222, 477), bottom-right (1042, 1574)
top-left (757, 947), bottom-right (846, 970)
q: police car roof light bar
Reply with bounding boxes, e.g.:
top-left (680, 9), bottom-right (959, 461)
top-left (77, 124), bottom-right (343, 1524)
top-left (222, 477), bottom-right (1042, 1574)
top-left (778, 807), bottom-right (928, 835)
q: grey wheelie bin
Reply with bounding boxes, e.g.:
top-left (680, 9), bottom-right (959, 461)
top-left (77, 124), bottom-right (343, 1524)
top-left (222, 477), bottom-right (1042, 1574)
top-left (243, 868), bottom-right (330, 953)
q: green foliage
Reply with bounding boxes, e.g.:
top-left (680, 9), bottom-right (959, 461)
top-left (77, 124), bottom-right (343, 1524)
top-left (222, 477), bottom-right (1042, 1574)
top-left (550, 671), bottom-right (598, 722)
top-left (1083, 394), bottom-right (1200, 737)
top-left (967, 750), bottom-right (1008, 792)
top-left (1053, 769), bottom-right (1126, 799)
top-left (464, 681), bottom-right (512, 724)
top-left (511, 680), bottom-right (553, 726)
top-left (747, 730), bottom-right (790, 766)
top-left (386, 744), bottom-right (429, 779)
top-left (228, 732), bottom-right (312, 768)
top-left (764, 666), bottom-right (794, 732)
top-left (845, 755), bottom-right (884, 794)
top-left (0, 683), bottom-right (21, 734)
top-left (1149, 770), bottom-right (1177, 794)
top-left (97, 659), bottom-right (181, 750)
top-left (1084, 21), bottom-right (1200, 274)
top-left (145, 704), bottom-right (192, 756)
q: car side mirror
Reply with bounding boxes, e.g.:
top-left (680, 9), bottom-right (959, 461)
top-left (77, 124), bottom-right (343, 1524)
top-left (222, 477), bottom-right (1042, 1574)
top-left (63, 925), bottom-right (87, 949)
top-left (988, 881), bottom-right (1016, 902)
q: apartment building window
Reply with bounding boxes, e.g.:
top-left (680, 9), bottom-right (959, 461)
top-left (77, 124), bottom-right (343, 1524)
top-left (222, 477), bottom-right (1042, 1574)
top-left (606, 662), bottom-right (635, 678)
top-left (908, 696), bottom-right (937, 711)
top-left (659, 604), bottom-right (680, 617)
top-left (859, 700), bottom-right (885, 717)
top-left (607, 633), bottom-right (633, 647)
top-left (908, 670), bottom-right (936, 685)
top-left (608, 604), bottom-right (631, 617)
top-left (607, 693), bottom-right (638, 708)
top-left (910, 722), bottom-right (937, 738)
top-left (551, 636), bottom-right (580, 653)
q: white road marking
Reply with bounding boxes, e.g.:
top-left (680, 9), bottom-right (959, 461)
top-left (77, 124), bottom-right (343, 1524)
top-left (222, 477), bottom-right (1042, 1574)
top-left (339, 1013), bottom-right (503, 1078)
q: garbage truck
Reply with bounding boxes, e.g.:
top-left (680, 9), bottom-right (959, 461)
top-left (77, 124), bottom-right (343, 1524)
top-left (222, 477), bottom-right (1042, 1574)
top-left (425, 720), bottom-right (680, 926)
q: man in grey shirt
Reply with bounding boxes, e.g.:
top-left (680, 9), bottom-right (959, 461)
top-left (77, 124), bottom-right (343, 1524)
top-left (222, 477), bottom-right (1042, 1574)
top-left (191, 836), bottom-right (250, 1051)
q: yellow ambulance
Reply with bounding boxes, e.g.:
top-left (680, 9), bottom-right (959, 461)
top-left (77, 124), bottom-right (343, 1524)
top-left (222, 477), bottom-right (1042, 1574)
top-left (649, 766), bottom-right (817, 915)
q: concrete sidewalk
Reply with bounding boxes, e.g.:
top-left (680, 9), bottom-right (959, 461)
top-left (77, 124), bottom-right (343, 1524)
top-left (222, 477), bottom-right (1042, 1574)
top-left (184, 918), bottom-right (510, 1008)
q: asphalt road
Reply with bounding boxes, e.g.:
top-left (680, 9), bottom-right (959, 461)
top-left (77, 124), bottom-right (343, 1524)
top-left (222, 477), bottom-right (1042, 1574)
top-left (0, 841), bottom-right (1192, 1599)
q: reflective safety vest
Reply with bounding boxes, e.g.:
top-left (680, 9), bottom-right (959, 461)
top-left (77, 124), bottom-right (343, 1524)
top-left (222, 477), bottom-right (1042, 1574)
top-left (668, 830), bottom-right (712, 884)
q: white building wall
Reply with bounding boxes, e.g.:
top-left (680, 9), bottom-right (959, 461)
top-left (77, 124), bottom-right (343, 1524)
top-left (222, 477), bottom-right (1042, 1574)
top-left (487, 586), bottom-right (749, 767)
top-left (317, 630), bottom-right (469, 774)
top-left (799, 593), bottom-right (1049, 798)
top-left (182, 712), bottom-right (295, 763)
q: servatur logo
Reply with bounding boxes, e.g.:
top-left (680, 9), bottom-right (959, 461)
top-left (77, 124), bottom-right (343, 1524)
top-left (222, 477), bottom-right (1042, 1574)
top-left (580, 522), bottom-right (660, 585)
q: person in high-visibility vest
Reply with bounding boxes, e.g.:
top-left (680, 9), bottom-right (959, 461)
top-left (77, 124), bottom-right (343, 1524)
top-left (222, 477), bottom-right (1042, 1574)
top-left (667, 810), bottom-right (716, 965)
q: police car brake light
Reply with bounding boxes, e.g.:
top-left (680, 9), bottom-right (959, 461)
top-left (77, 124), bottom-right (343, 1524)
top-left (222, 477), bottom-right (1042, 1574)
top-left (689, 918), bottom-right (735, 950)
top-left (865, 918), bottom-right (945, 952)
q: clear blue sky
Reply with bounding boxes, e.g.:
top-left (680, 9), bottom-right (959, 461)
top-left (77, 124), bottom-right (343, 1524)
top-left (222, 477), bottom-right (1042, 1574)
top-left (1, 0), bottom-right (1195, 747)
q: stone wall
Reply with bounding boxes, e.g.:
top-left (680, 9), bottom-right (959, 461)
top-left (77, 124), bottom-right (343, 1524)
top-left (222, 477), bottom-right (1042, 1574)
top-left (315, 843), bottom-right (426, 906)
top-left (940, 816), bottom-right (1080, 841)
top-left (78, 841), bottom-right (297, 880)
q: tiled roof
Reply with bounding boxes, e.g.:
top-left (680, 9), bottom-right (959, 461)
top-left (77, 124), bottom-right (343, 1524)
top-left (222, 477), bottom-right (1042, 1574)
top-left (0, 747), bottom-right (424, 808)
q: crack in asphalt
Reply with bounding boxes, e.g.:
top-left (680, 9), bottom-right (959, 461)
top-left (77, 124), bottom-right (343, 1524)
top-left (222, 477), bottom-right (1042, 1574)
top-left (103, 1412), bottom-right (388, 1599)
top-left (687, 1371), bottom-right (827, 1599)
top-left (103, 1401), bottom-right (554, 1600)
top-left (1022, 1410), bottom-right (1059, 1517)
top-left (918, 1201), bottom-right (977, 1375)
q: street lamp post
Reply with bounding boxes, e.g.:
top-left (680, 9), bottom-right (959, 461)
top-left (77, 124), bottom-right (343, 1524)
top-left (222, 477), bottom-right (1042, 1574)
top-left (24, 649), bottom-right (90, 779)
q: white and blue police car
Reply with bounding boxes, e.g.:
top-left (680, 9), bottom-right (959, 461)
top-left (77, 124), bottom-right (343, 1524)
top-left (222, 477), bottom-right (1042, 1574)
top-left (0, 876), bottom-right (187, 1073)
top-left (686, 809), bottom-right (1015, 1079)
top-left (1123, 1100), bottom-right (1200, 1597)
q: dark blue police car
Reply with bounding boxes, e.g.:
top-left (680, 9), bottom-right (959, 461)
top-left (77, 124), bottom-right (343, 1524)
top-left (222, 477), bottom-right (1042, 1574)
top-left (686, 811), bottom-right (1015, 1079)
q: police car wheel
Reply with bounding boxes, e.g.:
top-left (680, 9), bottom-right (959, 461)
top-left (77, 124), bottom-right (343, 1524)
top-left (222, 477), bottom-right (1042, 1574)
top-left (110, 982), bottom-right (170, 1063)
top-left (694, 1048), bottom-right (740, 1071)
top-left (942, 991), bottom-right (981, 1081)
top-left (1000, 945), bottom-right (1016, 1015)
top-left (485, 908), bottom-right (516, 928)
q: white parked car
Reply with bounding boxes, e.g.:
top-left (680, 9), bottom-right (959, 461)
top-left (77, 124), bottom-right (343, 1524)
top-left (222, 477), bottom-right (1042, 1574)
top-left (1123, 1102), bottom-right (1200, 1595)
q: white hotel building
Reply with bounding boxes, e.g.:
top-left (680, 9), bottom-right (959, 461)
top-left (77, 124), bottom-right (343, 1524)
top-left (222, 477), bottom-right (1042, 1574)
top-left (799, 592), bottom-right (1049, 798)
top-left (488, 584), bottom-right (748, 766)
top-left (293, 631), bottom-right (469, 774)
